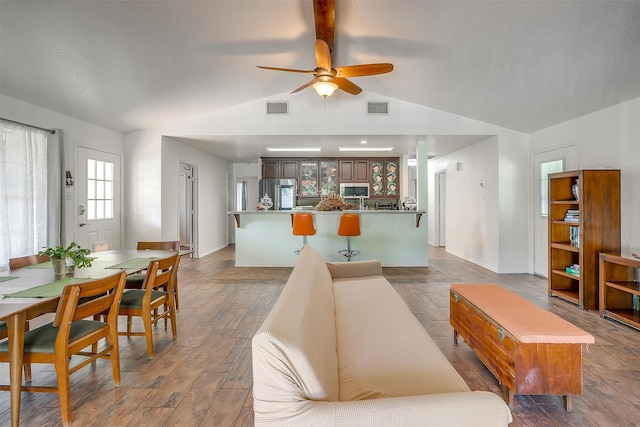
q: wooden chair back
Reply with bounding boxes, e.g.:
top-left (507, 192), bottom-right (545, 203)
top-left (137, 241), bottom-right (180, 251)
top-left (142, 253), bottom-right (180, 293)
top-left (9, 254), bottom-right (50, 270)
top-left (91, 242), bottom-right (109, 252)
top-left (54, 271), bottom-right (127, 328)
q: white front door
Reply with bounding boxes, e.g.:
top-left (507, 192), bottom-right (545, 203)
top-left (533, 145), bottom-right (576, 276)
top-left (76, 147), bottom-right (121, 251)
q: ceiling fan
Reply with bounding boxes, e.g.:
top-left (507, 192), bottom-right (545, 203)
top-left (257, 0), bottom-right (393, 98)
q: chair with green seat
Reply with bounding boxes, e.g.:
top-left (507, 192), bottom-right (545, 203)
top-left (125, 240), bottom-right (181, 308)
top-left (118, 253), bottom-right (179, 359)
top-left (3, 253), bottom-right (51, 380)
top-left (0, 271), bottom-right (127, 426)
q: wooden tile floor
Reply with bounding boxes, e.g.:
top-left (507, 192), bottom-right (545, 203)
top-left (1, 245), bottom-right (638, 426)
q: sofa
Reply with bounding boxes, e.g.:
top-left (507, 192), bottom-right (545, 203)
top-left (252, 245), bottom-right (512, 426)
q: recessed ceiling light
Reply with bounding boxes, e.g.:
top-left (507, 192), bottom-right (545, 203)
top-left (361, 140), bottom-right (367, 144)
top-left (266, 147), bottom-right (322, 152)
top-left (339, 147), bottom-right (393, 152)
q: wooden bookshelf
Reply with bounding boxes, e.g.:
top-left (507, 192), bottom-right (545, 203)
top-left (548, 170), bottom-right (621, 310)
top-left (599, 253), bottom-right (640, 330)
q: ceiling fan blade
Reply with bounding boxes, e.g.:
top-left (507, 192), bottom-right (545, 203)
top-left (315, 39), bottom-right (332, 71)
top-left (334, 77), bottom-right (362, 95)
top-left (313, 0), bottom-right (335, 52)
top-left (291, 77), bottom-right (319, 94)
top-left (257, 66), bottom-right (314, 74)
top-left (335, 63), bottom-right (394, 78)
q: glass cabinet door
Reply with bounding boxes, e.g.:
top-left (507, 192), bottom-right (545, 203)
top-left (386, 160), bottom-right (398, 196)
top-left (300, 161), bottom-right (318, 197)
top-left (320, 160), bottom-right (338, 195)
top-left (371, 161), bottom-right (384, 196)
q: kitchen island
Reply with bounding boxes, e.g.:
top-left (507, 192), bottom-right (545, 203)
top-left (230, 210), bottom-right (427, 267)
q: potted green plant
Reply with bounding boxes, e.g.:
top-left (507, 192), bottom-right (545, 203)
top-left (39, 242), bottom-right (93, 276)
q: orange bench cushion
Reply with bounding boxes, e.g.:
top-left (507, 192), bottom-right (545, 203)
top-left (451, 284), bottom-right (594, 344)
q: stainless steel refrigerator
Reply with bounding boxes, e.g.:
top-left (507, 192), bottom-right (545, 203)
top-left (259, 179), bottom-right (297, 210)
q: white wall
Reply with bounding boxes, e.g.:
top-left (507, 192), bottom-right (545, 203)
top-left (428, 137), bottom-right (501, 271)
top-left (162, 137), bottom-right (231, 257)
top-left (530, 97), bottom-right (640, 255)
top-left (0, 94), bottom-right (124, 246)
top-left (124, 90), bottom-right (530, 268)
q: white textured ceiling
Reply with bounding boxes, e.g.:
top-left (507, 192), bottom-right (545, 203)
top-left (1, 0), bottom-right (639, 161)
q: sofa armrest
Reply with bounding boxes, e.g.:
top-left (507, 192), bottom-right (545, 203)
top-left (326, 260), bottom-right (382, 279)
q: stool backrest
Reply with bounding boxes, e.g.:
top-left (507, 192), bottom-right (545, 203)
top-left (338, 214), bottom-right (361, 237)
top-left (292, 213), bottom-right (316, 236)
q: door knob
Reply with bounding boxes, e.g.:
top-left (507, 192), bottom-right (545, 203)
top-left (79, 223), bottom-right (87, 227)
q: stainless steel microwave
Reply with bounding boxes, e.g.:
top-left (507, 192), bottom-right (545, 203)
top-left (339, 183), bottom-right (370, 198)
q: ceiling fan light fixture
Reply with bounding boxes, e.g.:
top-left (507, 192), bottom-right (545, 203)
top-left (312, 81), bottom-right (338, 98)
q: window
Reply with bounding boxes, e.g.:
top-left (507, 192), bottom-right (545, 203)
top-left (540, 160), bottom-right (564, 216)
top-left (86, 159), bottom-right (114, 220)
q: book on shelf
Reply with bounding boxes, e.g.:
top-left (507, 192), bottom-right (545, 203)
top-left (570, 226), bottom-right (580, 248)
top-left (564, 209), bottom-right (580, 222)
top-left (565, 264), bottom-right (580, 277)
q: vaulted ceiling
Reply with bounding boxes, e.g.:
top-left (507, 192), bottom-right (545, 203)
top-left (2, 1), bottom-right (639, 161)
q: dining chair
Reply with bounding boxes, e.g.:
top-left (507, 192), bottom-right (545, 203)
top-left (118, 253), bottom-right (179, 359)
top-left (126, 240), bottom-right (181, 309)
top-left (8, 253), bottom-right (50, 270)
top-left (0, 271), bottom-right (127, 427)
top-left (91, 241), bottom-right (109, 252)
top-left (4, 253), bottom-right (51, 380)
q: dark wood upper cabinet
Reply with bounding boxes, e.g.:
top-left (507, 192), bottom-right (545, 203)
top-left (339, 159), bottom-right (369, 183)
top-left (262, 160), bottom-right (280, 179)
top-left (354, 160), bottom-right (369, 182)
top-left (261, 157), bottom-right (398, 198)
top-left (281, 161), bottom-right (298, 179)
top-left (339, 160), bottom-right (354, 182)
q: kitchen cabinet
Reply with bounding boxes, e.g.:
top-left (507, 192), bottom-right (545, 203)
top-left (261, 157), bottom-right (399, 199)
top-left (371, 159), bottom-right (399, 198)
top-left (320, 160), bottom-right (338, 195)
top-left (281, 161), bottom-right (298, 179)
top-left (299, 161), bottom-right (319, 197)
top-left (339, 160), bottom-right (369, 183)
top-left (262, 160), bottom-right (280, 179)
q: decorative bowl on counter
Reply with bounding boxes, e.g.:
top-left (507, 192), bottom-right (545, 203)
top-left (258, 195), bottom-right (273, 210)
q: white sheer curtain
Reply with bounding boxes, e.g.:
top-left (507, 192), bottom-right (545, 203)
top-left (0, 121), bottom-right (49, 270)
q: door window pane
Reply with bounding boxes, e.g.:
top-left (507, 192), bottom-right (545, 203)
top-left (87, 159), bottom-right (114, 220)
top-left (540, 160), bottom-right (564, 216)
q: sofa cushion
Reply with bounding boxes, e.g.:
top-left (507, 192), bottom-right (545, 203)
top-left (252, 245), bottom-right (339, 410)
top-left (334, 276), bottom-right (470, 401)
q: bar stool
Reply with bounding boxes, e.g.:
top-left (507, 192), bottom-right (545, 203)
top-left (292, 213), bottom-right (316, 254)
top-left (338, 213), bottom-right (361, 261)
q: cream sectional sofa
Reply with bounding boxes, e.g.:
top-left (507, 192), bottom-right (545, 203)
top-left (252, 245), bottom-right (512, 426)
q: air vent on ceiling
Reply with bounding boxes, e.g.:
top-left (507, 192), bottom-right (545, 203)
top-left (266, 102), bottom-right (288, 114)
top-left (367, 101), bottom-right (389, 114)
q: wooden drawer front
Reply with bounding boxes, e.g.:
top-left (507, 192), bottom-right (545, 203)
top-left (450, 292), bottom-right (516, 390)
top-left (514, 343), bottom-right (583, 395)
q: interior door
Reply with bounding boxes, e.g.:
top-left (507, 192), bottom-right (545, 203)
top-left (533, 145), bottom-right (576, 276)
top-left (76, 147), bottom-right (121, 250)
top-left (434, 171), bottom-right (447, 247)
top-left (178, 163), bottom-right (196, 253)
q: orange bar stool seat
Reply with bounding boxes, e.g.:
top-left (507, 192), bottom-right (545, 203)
top-left (292, 213), bottom-right (316, 254)
top-left (338, 213), bottom-right (361, 261)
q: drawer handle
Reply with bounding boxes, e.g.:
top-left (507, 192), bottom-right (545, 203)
top-left (453, 294), bottom-right (459, 303)
top-left (498, 328), bottom-right (505, 341)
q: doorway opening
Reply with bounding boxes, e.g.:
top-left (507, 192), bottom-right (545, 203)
top-left (178, 163), bottom-right (197, 256)
top-left (434, 170), bottom-right (447, 247)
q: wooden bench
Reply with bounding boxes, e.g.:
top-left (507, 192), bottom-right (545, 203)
top-left (449, 284), bottom-right (594, 412)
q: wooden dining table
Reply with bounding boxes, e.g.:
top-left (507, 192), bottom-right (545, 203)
top-left (0, 249), bottom-right (179, 427)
